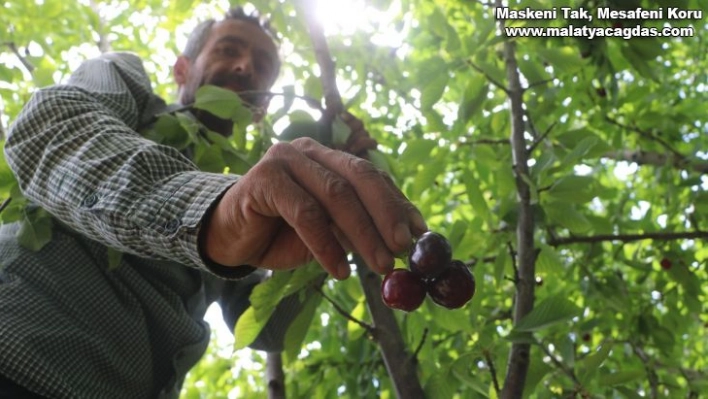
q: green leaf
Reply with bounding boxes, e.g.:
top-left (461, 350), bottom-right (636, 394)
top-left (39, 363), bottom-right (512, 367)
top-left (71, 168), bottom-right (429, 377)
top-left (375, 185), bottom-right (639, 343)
top-left (535, 243), bottom-right (564, 274)
top-left (400, 139), bottom-right (437, 165)
top-left (457, 78), bottom-right (488, 127)
top-left (144, 113), bottom-right (190, 150)
top-left (603, 368), bottom-right (645, 386)
top-left (544, 201), bottom-right (592, 233)
top-left (512, 294), bottom-right (580, 332)
top-left (107, 248), bottom-right (123, 271)
top-left (250, 271), bottom-right (293, 318)
top-left (537, 46), bottom-right (586, 74)
top-left (193, 85), bottom-right (249, 120)
top-left (194, 144), bottom-right (226, 173)
top-left (278, 120), bottom-right (324, 143)
top-left (233, 306), bottom-right (275, 350)
top-left (546, 175), bottom-right (596, 203)
top-left (16, 208), bottom-right (53, 251)
top-left (346, 300), bottom-right (368, 340)
top-left (463, 170), bottom-right (491, 222)
top-left (330, 115), bottom-right (352, 147)
top-left (426, 300), bottom-right (472, 332)
top-left (578, 343), bottom-right (613, 384)
top-left (303, 74), bottom-right (323, 101)
top-left (424, 368), bottom-right (456, 399)
top-left (283, 292), bottom-right (322, 362)
top-left (560, 135), bottom-right (598, 168)
top-left (417, 57), bottom-right (449, 110)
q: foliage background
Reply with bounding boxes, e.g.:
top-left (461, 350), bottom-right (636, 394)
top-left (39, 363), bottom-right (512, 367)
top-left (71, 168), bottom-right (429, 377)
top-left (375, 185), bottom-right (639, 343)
top-left (1, 0), bottom-right (707, 398)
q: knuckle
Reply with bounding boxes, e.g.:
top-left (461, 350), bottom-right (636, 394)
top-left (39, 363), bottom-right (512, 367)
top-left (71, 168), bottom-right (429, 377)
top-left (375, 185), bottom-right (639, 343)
top-left (323, 176), bottom-right (353, 201)
top-left (291, 136), bottom-right (319, 151)
top-left (293, 199), bottom-right (325, 227)
top-left (265, 141), bottom-right (293, 159)
top-left (346, 156), bottom-right (376, 177)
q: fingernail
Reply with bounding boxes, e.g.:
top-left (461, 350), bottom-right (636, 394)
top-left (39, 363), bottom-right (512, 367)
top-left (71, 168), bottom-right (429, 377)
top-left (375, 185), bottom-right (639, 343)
top-left (410, 212), bottom-right (428, 235)
top-left (394, 222), bottom-right (412, 248)
top-left (375, 248), bottom-right (394, 273)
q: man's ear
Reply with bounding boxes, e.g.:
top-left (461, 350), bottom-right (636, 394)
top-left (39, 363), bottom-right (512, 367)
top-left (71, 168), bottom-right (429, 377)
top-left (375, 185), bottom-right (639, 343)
top-left (173, 55), bottom-right (190, 86)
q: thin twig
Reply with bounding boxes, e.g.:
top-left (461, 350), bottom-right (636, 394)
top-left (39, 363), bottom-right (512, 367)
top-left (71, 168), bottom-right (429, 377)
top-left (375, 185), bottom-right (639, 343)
top-left (631, 344), bottom-right (659, 399)
top-left (0, 198), bottom-right (11, 214)
top-left (314, 286), bottom-right (375, 333)
top-left (412, 328), bottom-right (429, 360)
top-left (466, 60), bottom-right (509, 94)
top-left (506, 241), bottom-right (519, 283)
top-left (525, 78), bottom-right (555, 90)
top-left (548, 231), bottom-right (708, 246)
top-left (483, 349), bottom-right (501, 394)
top-left (528, 121), bottom-right (557, 155)
top-left (605, 116), bottom-right (686, 162)
top-left (459, 138), bottom-right (510, 146)
top-left (537, 340), bottom-right (582, 387)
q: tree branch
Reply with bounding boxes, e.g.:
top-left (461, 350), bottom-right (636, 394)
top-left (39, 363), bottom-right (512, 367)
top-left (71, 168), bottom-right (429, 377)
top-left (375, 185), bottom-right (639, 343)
top-left (353, 255), bottom-right (426, 398)
top-left (3, 42), bottom-right (34, 73)
top-left (497, 1), bottom-right (537, 396)
top-left (265, 352), bottom-right (286, 399)
top-left (548, 231), bottom-right (708, 246)
top-left (631, 344), bottom-right (659, 399)
top-left (298, 1), bottom-right (425, 396)
top-left (603, 149), bottom-right (708, 174)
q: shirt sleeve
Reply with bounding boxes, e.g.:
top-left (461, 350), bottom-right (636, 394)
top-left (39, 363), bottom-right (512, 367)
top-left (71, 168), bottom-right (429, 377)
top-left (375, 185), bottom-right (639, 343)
top-left (3, 52), bottom-right (244, 275)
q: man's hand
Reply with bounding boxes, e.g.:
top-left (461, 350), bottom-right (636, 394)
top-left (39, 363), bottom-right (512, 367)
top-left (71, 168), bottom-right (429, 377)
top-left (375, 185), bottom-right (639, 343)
top-left (201, 137), bottom-right (427, 280)
top-left (337, 111), bottom-right (378, 158)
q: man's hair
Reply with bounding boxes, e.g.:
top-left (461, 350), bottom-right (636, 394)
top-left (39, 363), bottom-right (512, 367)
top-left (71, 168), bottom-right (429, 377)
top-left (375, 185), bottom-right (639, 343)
top-left (182, 7), bottom-right (278, 60)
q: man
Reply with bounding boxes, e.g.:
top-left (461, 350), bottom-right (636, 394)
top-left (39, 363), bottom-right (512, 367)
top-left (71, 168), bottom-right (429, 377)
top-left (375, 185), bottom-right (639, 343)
top-left (0, 7), bottom-right (426, 399)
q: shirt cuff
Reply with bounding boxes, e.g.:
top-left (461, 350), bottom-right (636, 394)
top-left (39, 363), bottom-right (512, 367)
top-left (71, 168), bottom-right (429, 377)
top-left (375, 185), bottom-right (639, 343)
top-left (128, 171), bottom-right (254, 279)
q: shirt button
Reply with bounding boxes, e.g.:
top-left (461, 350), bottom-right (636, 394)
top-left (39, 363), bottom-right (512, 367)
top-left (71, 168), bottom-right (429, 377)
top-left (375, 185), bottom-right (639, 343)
top-left (164, 219), bottom-right (181, 233)
top-left (82, 193), bottom-right (99, 208)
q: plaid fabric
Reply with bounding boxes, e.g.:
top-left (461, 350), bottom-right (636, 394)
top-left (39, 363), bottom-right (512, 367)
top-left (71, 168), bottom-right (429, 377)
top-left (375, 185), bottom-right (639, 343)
top-left (0, 52), bottom-right (299, 399)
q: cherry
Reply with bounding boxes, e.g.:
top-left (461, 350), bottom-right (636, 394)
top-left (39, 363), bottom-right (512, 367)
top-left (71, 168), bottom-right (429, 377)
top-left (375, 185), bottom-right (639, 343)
top-left (427, 260), bottom-right (475, 309)
top-left (381, 269), bottom-right (427, 312)
top-left (660, 257), bottom-right (672, 270)
top-left (409, 231), bottom-right (452, 279)
top-left (582, 333), bottom-right (591, 342)
top-left (596, 87), bottom-right (607, 98)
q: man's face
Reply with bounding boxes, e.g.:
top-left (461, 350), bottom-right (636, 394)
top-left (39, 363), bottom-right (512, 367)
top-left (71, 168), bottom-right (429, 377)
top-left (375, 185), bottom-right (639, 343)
top-left (177, 18), bottom-right (280, 127)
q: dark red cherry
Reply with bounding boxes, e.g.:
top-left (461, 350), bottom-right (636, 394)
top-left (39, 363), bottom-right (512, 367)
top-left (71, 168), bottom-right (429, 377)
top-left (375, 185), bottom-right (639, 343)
top-left (427, 260), bottom-right (475, 309)
top-left (409, 231), bottom-right (452, 279)
top-left (660, 257), bottom-right (672, 270)
top-left (381, 269), bottom-right (427, 312)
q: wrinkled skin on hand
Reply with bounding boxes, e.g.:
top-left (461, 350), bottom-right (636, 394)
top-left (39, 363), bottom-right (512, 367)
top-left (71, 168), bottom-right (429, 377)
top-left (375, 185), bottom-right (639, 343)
top-left (201, 137), bottom-right (427, 280)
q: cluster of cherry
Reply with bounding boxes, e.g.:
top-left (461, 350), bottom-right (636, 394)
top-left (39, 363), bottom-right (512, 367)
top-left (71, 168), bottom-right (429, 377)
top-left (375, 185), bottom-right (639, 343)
top-left (381, 232), bottom-right (476, 312)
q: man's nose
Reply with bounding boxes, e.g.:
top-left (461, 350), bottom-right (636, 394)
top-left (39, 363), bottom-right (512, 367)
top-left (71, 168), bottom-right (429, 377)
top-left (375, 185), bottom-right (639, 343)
top-left (233, 55), bottom-right (253, 77)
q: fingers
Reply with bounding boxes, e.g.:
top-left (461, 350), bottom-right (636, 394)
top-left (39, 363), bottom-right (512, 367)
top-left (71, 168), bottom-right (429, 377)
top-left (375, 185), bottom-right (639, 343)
top-left (289, 138), bottom-right (426, 272)
top-left (266, 142), bottom-right (394, 276)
